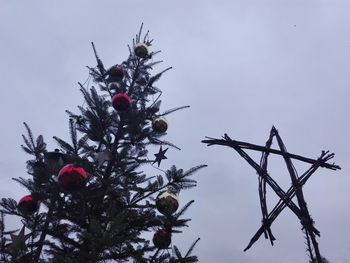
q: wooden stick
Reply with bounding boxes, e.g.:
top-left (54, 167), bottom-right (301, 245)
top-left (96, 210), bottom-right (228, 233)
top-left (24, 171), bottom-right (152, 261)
top-left (202, 135), bottom-right (340, 171)
top-left (274, 129), bottom-right (323, 262)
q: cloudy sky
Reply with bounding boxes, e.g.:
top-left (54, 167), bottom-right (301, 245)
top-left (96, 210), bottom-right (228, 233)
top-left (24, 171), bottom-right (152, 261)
top-left (1, 1), bottom-right (349, 262)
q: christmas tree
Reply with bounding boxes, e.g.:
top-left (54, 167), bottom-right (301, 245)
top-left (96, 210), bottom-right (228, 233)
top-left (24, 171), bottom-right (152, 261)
top-left (0, 25), bottom-right (205, 263)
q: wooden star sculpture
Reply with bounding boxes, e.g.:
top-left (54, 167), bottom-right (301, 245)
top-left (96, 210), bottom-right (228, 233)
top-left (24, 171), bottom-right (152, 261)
top-left (202, 126), bottom-right (341, 263)
top-left (153, 146), bottom-right (168, 167)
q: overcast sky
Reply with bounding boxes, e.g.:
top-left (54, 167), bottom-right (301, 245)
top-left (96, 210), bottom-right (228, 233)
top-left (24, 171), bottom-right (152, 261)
top-left (1, 1), bottom-right (349, 262)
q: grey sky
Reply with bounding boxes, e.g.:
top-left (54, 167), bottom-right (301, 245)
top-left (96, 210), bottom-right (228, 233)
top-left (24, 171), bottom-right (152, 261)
top-left (1, 1), bottom-right (349, 262)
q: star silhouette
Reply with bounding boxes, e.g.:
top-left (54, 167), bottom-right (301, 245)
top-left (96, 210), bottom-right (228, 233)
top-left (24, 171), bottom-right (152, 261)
top-left (153, 146), bottom-right (168, 167)
top-left (10, 225), bottom-right (31, 250)
top-left (202, 126), bottom-right (341, 260)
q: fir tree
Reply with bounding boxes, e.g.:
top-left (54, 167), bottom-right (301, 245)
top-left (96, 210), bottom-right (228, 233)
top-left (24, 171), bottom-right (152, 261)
top-left (0, 25), bottom-right (205, 263)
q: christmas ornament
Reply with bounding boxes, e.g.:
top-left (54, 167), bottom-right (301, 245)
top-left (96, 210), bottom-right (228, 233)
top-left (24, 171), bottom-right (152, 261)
top-left (153, 146), bottom-right (168, 167)
top-left (156, 191), bottom-right (179, 215)
top-left (62, 155), bottom-right (93, 173)
top-left (152, 117), bottom-right (168, 133)
top-left (153, 229), bottom-right (171, 249)
top-left (112, 93), bottom-right (131, 111)
top-left (10, 225), bottom-right (31, 251)
top-left (107, 65), bottom-right (124, 82)
top-left (44, 149), bottom-right (65, 175)
top-left (18, 195), bottom-right (39, 214)
top-left (58, 164), bottom-right (87, 191)
top-left (134, 43), bottom-right (149, 58)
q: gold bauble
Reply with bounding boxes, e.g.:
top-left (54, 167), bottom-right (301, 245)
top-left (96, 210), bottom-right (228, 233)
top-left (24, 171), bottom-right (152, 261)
top-left (134, 43), bottom-right (149, 58)
top-left (156, 191), bottom-right (179, 215)
top-left (152, 117), bottom-right (168, 133)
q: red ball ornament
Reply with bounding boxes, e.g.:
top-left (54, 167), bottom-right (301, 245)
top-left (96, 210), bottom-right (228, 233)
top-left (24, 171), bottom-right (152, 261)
top-left (108, 65), bottom-right (124, 82)
top-left (112, 93), bottom-right (131, 111)
top-left (58, 164), bottom-right (87, 191)
top-left (152, 229), bottom-right (171, 249)
top-left (18, 195), bottom-right (39, 214)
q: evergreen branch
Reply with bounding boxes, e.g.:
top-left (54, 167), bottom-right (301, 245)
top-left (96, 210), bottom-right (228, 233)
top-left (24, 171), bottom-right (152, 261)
top-left (150, 50), bottom-right (161, 57)
top-left (148, 138), bottom-right (181, 151)
top-left (52, 136), bottom-right (75, 153)
top-left (184, 238), bottom-right (200, 258)
top-left (150, 248), bottom-right (161, 263)
top-left (148, 100), bottom-right (162, 114)
top-left (23, 122), bottom-right (35, 149)
top-left (77, 134), bottom-right (89, 150)
top-left (160, 105), bottom-right (190, 117)
top-left (21, 123), bottom-right (46, 158)
top-left (181, 165), bottom-right (207, 179)
top-left (130, 183), bottom-right (170, 206)
top-left (143, 29), bottom-right (149, 43)
top-left (79, 82), bottom-right (96, 109)
top-left (33, 201), bottom-right (55, 262)
top-left (148, 67), bottom-right (172, 87)
top-left (0, 198), bottom-right (19, 216)
top-left (145, 60), bottom-right (163, 69)
top-left (12, 177), bottom-right (34, 191)
top-left (21, 135), bottom-right (34, 152)
top-left (172, 218), bottom-right (192, 228)
top-left (21, 145), bottom-right (34, 155)
top-left (175, 200), bottom-right (194, 219)
top-left (36, 135), bottom-right (45, 151)
top-left (91, 42), bottom-right (106, 76)
top-left (65, 110), bottom-right (80, 119)
top-left (69, 118), bottom-right (78, 154)
top-left (127, 59), bottom-right (141, 95)
top-left (173, 245), bottom-right (182, 259)
top-left (45, 229), bottom-right (81, 249)
top-left (137, 23), bottom-right (144, 43)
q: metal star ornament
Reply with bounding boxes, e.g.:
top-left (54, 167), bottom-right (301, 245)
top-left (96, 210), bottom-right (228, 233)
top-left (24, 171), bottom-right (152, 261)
top-left (153, 146), bottom-right (168, 167)
top-left (10, 225), bottom-right (31, 250)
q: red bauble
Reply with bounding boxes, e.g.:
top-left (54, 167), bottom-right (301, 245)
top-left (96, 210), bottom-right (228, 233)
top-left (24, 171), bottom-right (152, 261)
top-left (108, 65), bottom-right (124, 81)
top-left (152, 229), bottom-right (171, 249)
top-left (112, 93), bottom-right (131, 111)
top-left (58, 164), bottom-right (87, 191)
top-left (18, 195), bottom-right (39, 214)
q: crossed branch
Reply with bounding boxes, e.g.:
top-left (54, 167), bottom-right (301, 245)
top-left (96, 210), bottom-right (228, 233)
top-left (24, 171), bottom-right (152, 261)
top-left (202, 126), bottom-right (341, 263)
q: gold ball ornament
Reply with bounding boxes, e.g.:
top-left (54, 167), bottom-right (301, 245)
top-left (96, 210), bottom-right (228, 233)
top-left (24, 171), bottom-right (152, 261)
top-left (156, 191), bottom-right (179, 215)
top-left (152, 117), bottom-right (168, 133)
top-left (134, 43), bottom-right (149, 58)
